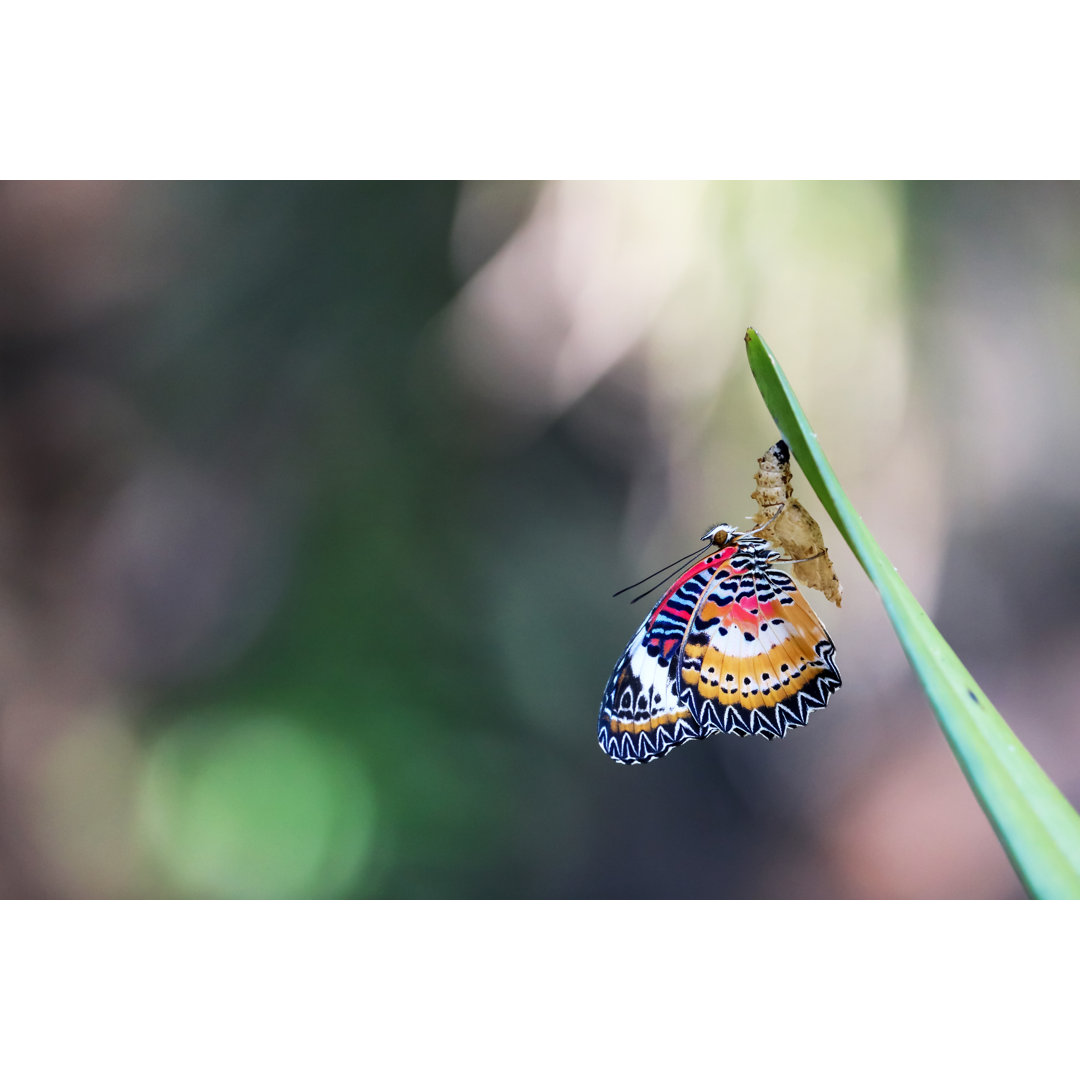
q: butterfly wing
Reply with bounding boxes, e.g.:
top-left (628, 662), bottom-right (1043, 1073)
top-left (677, 542), bottom-right (841, 739)
top-left (597, 549), bottom-right (739, 763)
top-left (597, 614), bottom-right (702, 763)
top-left (598, 537), bottom-right (841, 763)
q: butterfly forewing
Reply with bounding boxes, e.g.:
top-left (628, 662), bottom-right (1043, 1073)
top-left (598, 530), bottom-right (841, 764)
top-left (597, 619), bottom-right (702, 764)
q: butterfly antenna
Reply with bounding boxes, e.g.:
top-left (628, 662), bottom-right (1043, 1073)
top-left (612, 543), bottom-right (711, 599)
top-left (628, 549), bottom-right (712, 604)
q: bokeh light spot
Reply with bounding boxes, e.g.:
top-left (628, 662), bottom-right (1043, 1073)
top-left (138, 712), bottom-right (375, 898)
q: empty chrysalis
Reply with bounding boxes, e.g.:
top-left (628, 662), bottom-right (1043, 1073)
top-left (751, 440), bottom-right (843, 607)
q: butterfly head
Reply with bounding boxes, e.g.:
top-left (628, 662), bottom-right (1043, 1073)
top-left (701, 523), bottom-right (738, 547)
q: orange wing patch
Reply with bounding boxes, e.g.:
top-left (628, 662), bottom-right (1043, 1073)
top-left (681, 591), bottom-right (833, 710)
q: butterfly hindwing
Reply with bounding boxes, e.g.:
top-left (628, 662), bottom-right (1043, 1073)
top-left (677, 537), bottom-right (840, 739)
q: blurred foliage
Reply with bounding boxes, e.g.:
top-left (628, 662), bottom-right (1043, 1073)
top-left (137, 183), bottom-right (528, 896)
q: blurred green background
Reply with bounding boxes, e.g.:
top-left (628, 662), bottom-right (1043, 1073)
top-left (1, 180), bottom-right (1077, 898)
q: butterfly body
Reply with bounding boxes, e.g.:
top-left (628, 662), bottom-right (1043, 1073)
top-left (598, 523), bottom-right (840, 764)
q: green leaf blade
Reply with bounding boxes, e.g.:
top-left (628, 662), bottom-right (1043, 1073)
top-left (745, 327), bottom-right (1080, 899)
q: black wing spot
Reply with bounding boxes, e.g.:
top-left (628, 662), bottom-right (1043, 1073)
top-left (743, 631), bottom-right (754, 642)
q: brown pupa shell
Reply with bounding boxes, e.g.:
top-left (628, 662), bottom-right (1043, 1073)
top-left (751, 440), bottom-right (843, 607)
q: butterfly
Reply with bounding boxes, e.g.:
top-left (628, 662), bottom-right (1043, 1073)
top-left (598, 519), bottom-right (841, 764)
